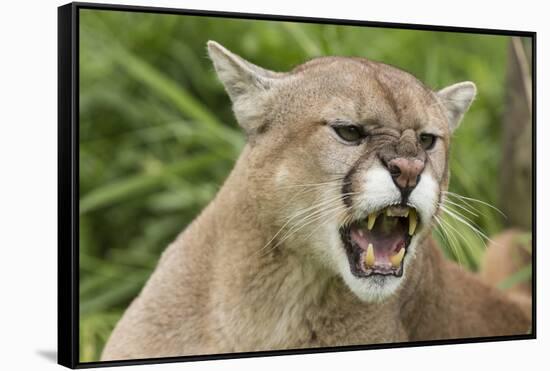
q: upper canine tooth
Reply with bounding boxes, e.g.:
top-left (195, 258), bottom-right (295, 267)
top-left (390, 247), bottom-right (405, 268)
top-left (367, 213), bottom-right (377, 230)
top-left (408, 209), bottom-right (417, 235)
top-left (365, 243), bottom-right (375, 267)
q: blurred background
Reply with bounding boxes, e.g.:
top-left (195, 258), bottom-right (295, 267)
top-left (79, 9), bottom-right (532, 361)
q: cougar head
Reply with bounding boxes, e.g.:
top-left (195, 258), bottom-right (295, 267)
top-left (208, 41), bottom-right (476, 302)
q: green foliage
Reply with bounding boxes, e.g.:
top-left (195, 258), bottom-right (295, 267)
top-left (79, 9), bottom-right (526, 361)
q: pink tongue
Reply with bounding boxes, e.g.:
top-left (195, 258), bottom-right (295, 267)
top-left (350, 228), bottom-right (405, 264)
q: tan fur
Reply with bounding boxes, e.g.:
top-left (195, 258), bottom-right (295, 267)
top-left (101, 42), bottom-right (531, 361)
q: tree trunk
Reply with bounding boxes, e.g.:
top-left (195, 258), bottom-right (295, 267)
top-left (499, 37), bottom-right (533, 230)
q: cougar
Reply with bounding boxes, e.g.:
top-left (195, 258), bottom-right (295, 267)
top-left (101, 41), bottom-right (531, 360)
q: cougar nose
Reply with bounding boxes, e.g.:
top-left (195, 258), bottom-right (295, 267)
top-left (387, 157), bottom-right (425, 193)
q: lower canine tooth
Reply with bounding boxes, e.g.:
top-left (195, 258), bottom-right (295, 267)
top-left (365, 243), bottom-right (375, 268)
top-left (390, 247), bottom-right (405, 268)
top-left (408, 209), bottom-right (417, 235)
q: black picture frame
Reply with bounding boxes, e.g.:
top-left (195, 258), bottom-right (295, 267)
top-left (58, 2), bottom-right (537, 369)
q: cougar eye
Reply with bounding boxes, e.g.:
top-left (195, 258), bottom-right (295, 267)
top-left (332, 125), bottom-right (366, 144)
top-left (420, 133), bottom-right (437, 150)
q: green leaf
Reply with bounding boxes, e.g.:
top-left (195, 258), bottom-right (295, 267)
top-left (111, 47), bottom-right (244, 151)
top-left (80, 154), bottom-right (220, 214)
top-left (497, 264), bottom-right (532, 290)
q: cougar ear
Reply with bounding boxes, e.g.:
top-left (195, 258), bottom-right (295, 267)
top-left (207, 40), bottom-right (280, 134)
top-left (437, 81), bottom-right (477, 132)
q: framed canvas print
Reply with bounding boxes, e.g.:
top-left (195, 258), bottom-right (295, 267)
top-left (58, 2), bottom-right (536, 368)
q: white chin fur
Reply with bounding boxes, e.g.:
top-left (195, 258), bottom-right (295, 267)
top-left (337, 234), bottom-right (421, 303)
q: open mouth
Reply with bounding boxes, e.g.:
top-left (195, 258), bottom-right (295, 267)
top-left (339, 205), bottom-right (419, 278)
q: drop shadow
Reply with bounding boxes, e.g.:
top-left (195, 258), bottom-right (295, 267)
top-left (36, 350), bottom-right (57, 363)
